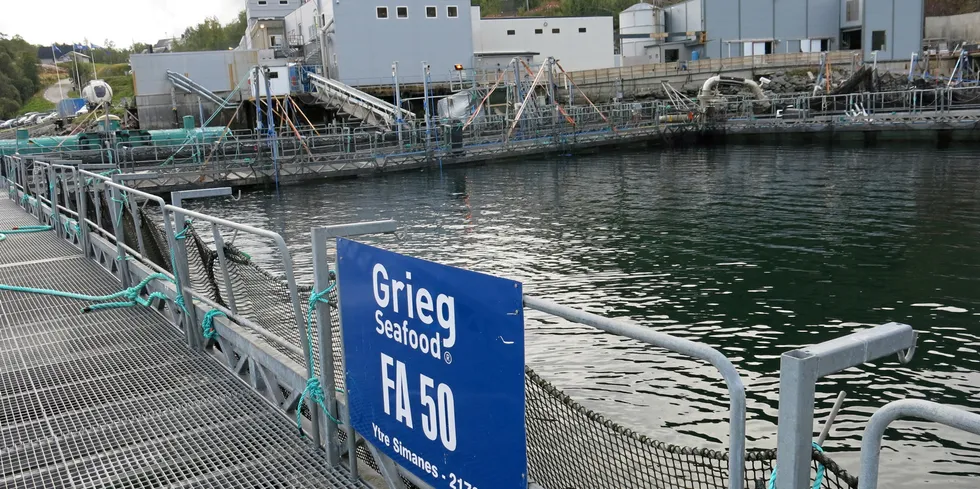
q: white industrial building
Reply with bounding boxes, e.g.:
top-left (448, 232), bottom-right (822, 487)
top-left (471, 7), bottom-right (615, 72)
top-left (620, 0), bottom-right (924, 64)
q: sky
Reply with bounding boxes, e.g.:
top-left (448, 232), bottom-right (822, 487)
top-left (0, 0), bottom-right (243, 48)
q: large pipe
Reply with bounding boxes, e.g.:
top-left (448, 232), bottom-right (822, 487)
top-left (699, 75), bottom-right (768, 101)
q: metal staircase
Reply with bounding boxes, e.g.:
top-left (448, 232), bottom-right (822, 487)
top-left (303, 40), bottom-right (322, 67)
top-left (308, 73), bottom-right (414, 128)
top-left (167, 71), bottom-right (231, 109)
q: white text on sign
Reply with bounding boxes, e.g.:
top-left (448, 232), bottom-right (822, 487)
top-left (373, 263), bottom-right (457, 356)
top-left (381, 353), bottom-right (457, 451)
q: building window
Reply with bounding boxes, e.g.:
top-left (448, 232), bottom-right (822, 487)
top-left (507, 29), bottom-right (515, 35)
top-left (426, 6), bottom-right (437, 18)
top-left (664, 49), bottom-right (679, 62)
top-left (552, 28), bottom-right (560, 34)
top-left (396, 6), bottom-right (408, 18)
top-left (872, 30), bottom-right (886, 51)
top-left (535, 28), bottom-right (543, 34)
top-left (279, 0), bottom-right (287, 4)
top-left (845, 0), bottom-right (859, 22)
top-left (447, 5), bottom-right (458, 17)
top-left (579, 27), bottom-right (587, 33)
top-left (376, 7), bottom-right (388, 18)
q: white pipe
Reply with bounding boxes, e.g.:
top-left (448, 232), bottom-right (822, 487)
top-left (699, 75), bottom-right (768, 101)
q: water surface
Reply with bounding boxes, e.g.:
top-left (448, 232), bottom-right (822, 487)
top-left (192, 145), bottom-right (980, 486)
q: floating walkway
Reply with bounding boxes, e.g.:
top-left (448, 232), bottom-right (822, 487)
top-left (0, 197), bottom-right (361, 488)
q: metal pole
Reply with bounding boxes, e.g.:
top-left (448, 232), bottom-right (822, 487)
top-left (422, 62), bottom-right (431, 154)
top-left (254, 67), bottom-right (263, 131)
top-left (51, 46), bottom-right (65, 101)
top-left (816, 391), bottom-right (846, 445)
top-left (210, 223), bottom-right (238, 316)
top-left (198, 96), bottom-right (205, 128)
top-left (168, 209), bottom-right (202, 350)
top-left (546, 57), bottom-right (557, 131)
top-left (775, 323), bottom-right (917, 489)
top-left (47, 165), bottom-right (60, 237)
top-left (311, 228), bottom-right (338, 463)
top-left (109, 175), bottom-right (132, 288)
top-left (393, 62), bottom-right (403, 149)
top-left (76, 166), bottom-right (90, 256)
top-left (71, 47), bottom-right (80, 91)
top-left (87, 43), bottom-right (97, 80)
top-left (310, 220), bottom-right (397, 474)
top-left (264, 68), bottom-right (280, 195)
top-left (170, 85), bottom-right (180, 128)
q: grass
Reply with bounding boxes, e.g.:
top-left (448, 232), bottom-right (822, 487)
top-left (16, 91), bottom-right (55, 116)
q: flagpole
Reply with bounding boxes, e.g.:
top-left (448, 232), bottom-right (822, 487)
top-left (51, 46), bottom-right (64, 101)
top-left (87, 40), bottom-right (97, 80)
top-left (71, 45), bottom-right (81, 92)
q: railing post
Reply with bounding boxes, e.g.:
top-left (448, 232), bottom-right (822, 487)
top-left (168, 209), bottom-right (202, 350)
top-left (311, 227), bottom-right (339, 464)
top-left (109, 176), bottom-right (132, 288)
top-left (210, 223), bottom-right (238, 316)
top-left (775, 323), bottom-right (918, 489)
top-left (310, 220), bottom-right (398, 471)
top-left (76, 167), bottom-right (90, 256)
top-left (46, 163), bottom-right (60, 235)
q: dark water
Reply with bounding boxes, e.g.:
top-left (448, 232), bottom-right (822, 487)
top-left (191, 145), bottom-right (980, 486)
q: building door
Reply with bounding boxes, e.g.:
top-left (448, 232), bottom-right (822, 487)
top-left (841, 29), bottom-right (862, 50)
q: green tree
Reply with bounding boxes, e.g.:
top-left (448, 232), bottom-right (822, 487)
top-left (173, 12), bottom-right (246, 52)
top-left (0, 35), bottom-right (41, 119)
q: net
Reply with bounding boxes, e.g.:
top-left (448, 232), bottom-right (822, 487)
top-left (127, 210), bottom-right (858, 489)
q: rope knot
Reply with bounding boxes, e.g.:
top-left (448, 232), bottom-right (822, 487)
top-left (294, 278), bottom-right (342, 437)
top-left (201, 309), bottom-right (226, 340)
top-left (174, 221), bottom-right (193, 241)
top-left (766, 442), bottom-right (825, 489)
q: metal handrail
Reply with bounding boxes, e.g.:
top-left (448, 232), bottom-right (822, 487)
top-left (522, 295), bottom-right (747, 489)
top-left (858, 400), bottom-right (980, 489)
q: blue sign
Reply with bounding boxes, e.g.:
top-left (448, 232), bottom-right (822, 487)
top-left (337, 239), bottom-right (527, 489)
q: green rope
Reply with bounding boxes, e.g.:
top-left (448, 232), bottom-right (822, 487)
top-left (0, 225), bottom-right (53, 243)
top-left (201, 309), bottom-right (226, 340)
top-left (296, 280), bottom-right (343, 436)
top-left (62, 218), bottom-right (80, 236)
top-left (0, 273), bottom-right (177, 313)
top-left (767, 442), bottom-right (825, 489)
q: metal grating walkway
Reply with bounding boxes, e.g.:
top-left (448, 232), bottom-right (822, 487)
top-left (0, 198), bottom-right (362, 488)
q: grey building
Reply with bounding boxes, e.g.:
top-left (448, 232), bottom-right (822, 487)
top-left (246, 0), bottom-right (301, 21)
top-left (130, 50), bottom-right (264, 129)
top-left (659, 0), bottom-right (923, 62)
top-left (322, 1), bottom-right (475, 85)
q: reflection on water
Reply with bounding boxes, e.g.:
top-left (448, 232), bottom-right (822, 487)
top-left (191, 145), bottom-right (980, 486)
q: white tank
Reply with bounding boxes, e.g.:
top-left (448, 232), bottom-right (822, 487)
top-left (81, 80), bottom-right (113, 105)
top-left (619, 3), bottom-right (665, 59)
